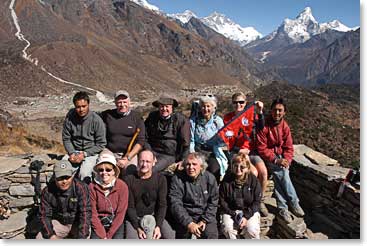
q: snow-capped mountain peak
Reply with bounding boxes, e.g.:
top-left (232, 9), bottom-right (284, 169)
top-left (319, 20), bottom-right (353, 32)
top-left (201, 12), bottom-right (262, 45)
top-left (168, 10), bottom-right (262, 46)
top-left (296, 6), bottom-right (317, 23)
top-left (130, 0), bottom-right (160, 13)
top-left (205, 11), bottom-right (231, 25)
top-left (277, 7), bottom-right (353, 44)
top-left (167, 10), bottom-right (197, 24)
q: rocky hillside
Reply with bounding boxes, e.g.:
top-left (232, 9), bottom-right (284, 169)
top-left (0, 0), bottom-right (270, 103)
top-left (253, 82), bottom-right (359, 168)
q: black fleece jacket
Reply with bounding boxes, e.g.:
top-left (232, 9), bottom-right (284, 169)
top-left (219, 173), bottom-right (262, 220)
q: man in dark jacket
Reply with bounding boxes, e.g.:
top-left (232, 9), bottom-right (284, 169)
top-left (145, 96), bottom-right (190, 173)
top-left (257, 97), bottom-right (304, 223)
top-left (37, 160), bottom-right (91, 239)
top-left (62, 91), bottom-right (106, 183)
top-left (169, 152), bottom-right (219, 239)
top-left (100, 90), bottom-right (145, 176)
top-left (124, 150), bottom-right (175, 239)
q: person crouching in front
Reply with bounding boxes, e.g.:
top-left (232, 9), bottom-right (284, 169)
top-left (37, 160), bottom-right (91, 239)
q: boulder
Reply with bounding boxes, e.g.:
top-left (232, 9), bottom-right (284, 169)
top-left (0, 178), bottom-right (12, 191)
top-left (9, 197), bottom-right (35, 208)
top-left (294, 144), bottom-right (339, 166)
top-left (0, 157), bottom-right (28, 174)
top-left (9, 184), bottom-right (35, 196)
top-left (0, 210), bottom-right (27, 238)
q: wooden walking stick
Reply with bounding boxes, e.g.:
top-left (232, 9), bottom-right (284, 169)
top-left (118, 128), bottom-right (141, 178)
top-left (125, 128), bottom-right (141, 158)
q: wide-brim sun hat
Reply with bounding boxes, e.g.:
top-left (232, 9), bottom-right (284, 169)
top-left (152, 97), bottom-right (179, 108)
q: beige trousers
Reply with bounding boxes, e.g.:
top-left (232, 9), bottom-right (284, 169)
top-left (221, 212), bottom-right (260, 239)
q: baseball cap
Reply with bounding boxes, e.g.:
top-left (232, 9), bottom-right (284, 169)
top-left (114, 90), bottom-right (130, 99)
top-left (54, 160), bottom-right (74, 178)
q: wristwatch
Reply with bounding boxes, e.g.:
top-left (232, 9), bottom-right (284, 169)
top-left (127, 156), bottom-right (132, 161)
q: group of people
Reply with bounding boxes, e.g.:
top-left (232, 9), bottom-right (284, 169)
top-left (36, 90), bottom-right (305, 239)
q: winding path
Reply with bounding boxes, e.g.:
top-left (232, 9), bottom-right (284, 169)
top-left (8, 0), bottom-right (110, 103)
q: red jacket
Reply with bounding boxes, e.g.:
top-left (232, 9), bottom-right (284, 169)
top-left (89, 179), bottom-right (129, 239)
top-left (256, 117), bottom-right (294, 164)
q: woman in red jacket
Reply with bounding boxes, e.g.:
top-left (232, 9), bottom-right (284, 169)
top-left (89, 149), bottom-right (129, 239)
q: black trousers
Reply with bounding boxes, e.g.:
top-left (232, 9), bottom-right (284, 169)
top-left (175, 221), bottom-right (218, 239)
top-left (152, 152), bottom-right (176, 173)
top-left (206, 153), bottom-right (221, 184)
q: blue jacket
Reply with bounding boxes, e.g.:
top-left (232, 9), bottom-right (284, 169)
top-left (189, 114), bottom-right (228, 176)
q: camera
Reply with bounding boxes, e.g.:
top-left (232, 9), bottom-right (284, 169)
top-left (100, 215), bottom-right (114, 229)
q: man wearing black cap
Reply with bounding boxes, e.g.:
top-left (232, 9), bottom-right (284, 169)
top-left (37, 160), bottom-right (91, 239)
top-left (100, 90), bottom-right (145, 176)
top-left (144, 96), bottom-right (190, 173)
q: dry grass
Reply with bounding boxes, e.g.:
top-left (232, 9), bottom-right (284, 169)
top-left (0, 122), bottom-right (64, 156)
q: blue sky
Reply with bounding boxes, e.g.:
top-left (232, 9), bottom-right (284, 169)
top-left (148, 0), bottom-right (360, 35)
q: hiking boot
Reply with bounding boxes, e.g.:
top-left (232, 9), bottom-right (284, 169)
top-left (290, 204), bottom-right (305, 217)
top-left (260, 202), bottom-right (269, 217)
top-left (278, 209), bottom-right (292, 223)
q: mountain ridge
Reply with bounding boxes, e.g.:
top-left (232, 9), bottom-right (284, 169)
top-left (0, 0), bottom-right (270, 102)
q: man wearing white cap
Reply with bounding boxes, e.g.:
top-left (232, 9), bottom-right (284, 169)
top-left (37, 160), bottom-right (91, 239)
top-left (100, 90), bottom-right (145, 176)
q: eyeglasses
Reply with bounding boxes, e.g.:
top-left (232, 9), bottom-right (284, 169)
top-left (97, 168), bottom-right (113, 173)
top-left (232, 101), bottom-right (245, 105)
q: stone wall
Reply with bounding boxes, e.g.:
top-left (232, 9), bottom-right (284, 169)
top-left (290, 145), bottom-right (359, 239)
top-left (0, 145), bottom-right (360, 239)
top-left (0, 154), bottom-right (57, 239)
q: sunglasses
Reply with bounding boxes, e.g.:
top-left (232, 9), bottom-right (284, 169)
top-left (233, 164), bottom-right (248, 170)
top-left (97, 168), bottom-right (113, 173)
top-left (233, 101), bottom-right (245, 105)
